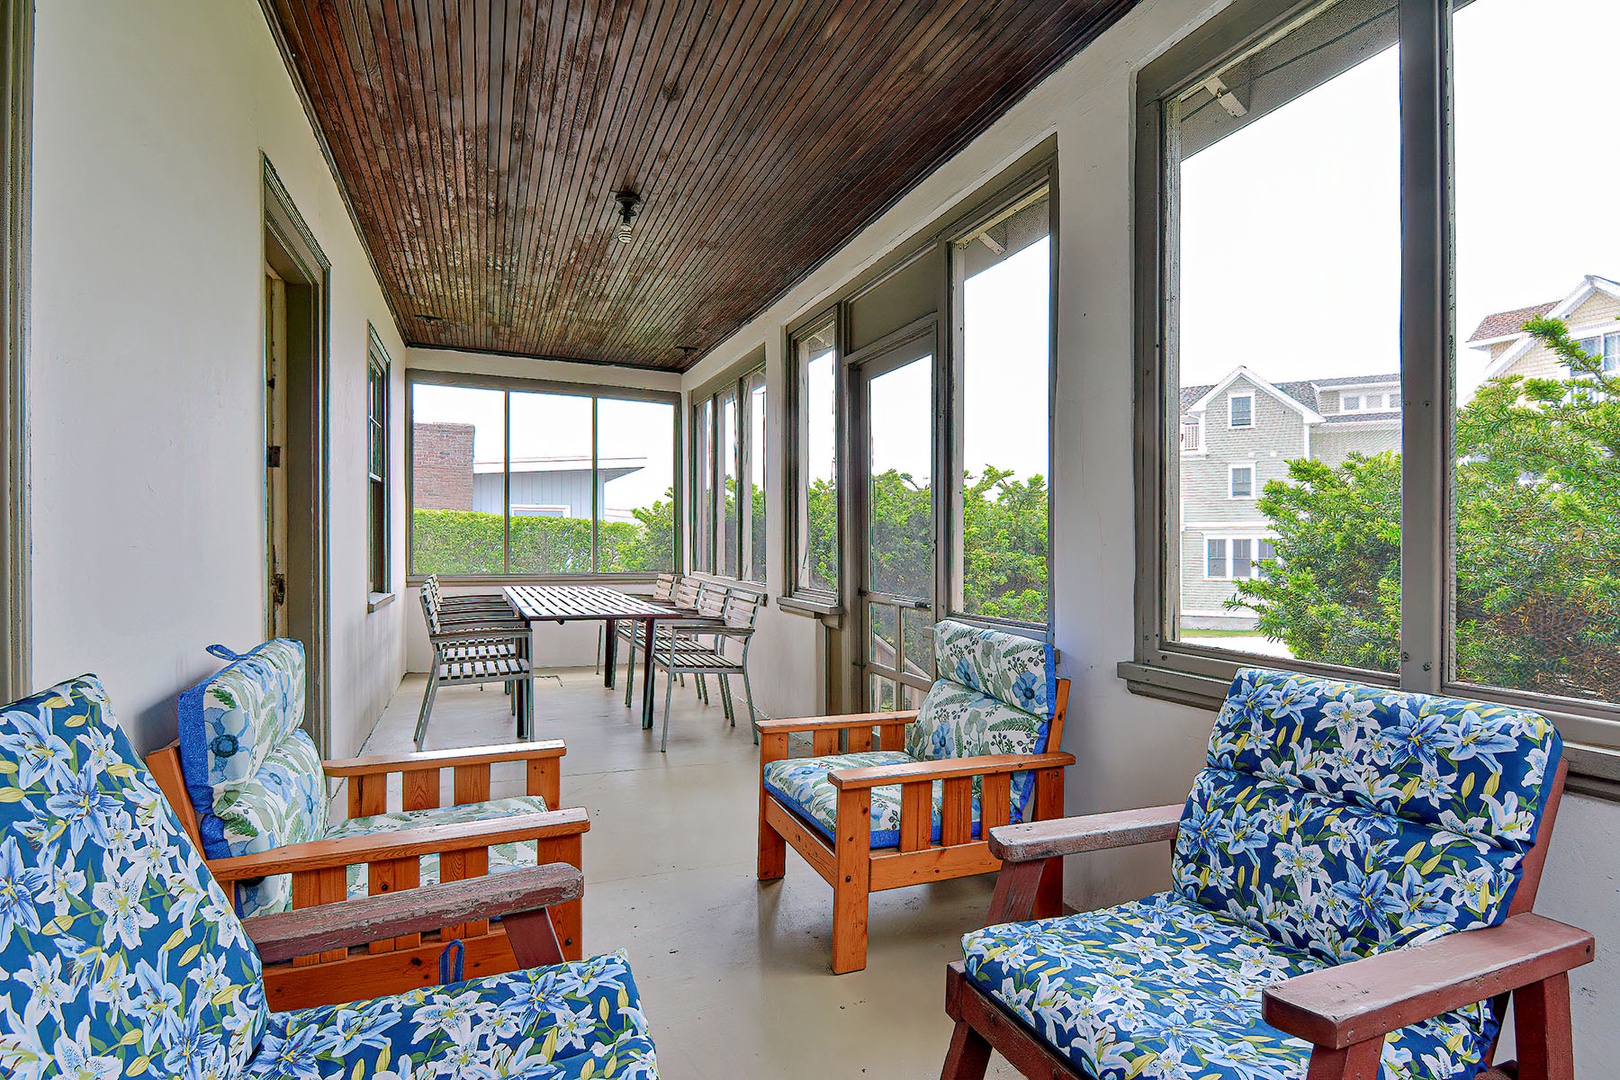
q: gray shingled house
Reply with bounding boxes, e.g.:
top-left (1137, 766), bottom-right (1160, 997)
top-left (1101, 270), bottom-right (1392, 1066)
top-left (1177, 367), bottom-right (1401, 630)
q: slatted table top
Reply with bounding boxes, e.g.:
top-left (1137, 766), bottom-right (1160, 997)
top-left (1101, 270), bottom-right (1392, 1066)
top-left (503, 585), bottom-right (682, 622)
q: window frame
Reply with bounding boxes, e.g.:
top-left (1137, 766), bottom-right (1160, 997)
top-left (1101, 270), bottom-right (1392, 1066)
top-left (1123, 0), bottom-right (1620, 782)
top-left (785, 311), bottom-right (842, 607)
top-left (690, 352), bottom-right (768, 588)
top-left (1228, 464), bottom-right (1254, 499)
top-left (365, 327), bottom-right (391, 601)
top-left (405, 370), bottom-right (682, 583)
top-left (1227, 391), bottom-right (1254, 429)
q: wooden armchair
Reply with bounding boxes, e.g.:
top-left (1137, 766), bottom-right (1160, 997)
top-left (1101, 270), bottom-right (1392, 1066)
top-left (942, 668), bottom-right (1594, 1080)
top-left (0, 673), bottom-right (658, 1079)
top-left (149, 639), bottom-right (589, 1010)
top-left (758, 619), bottom-right (1074, 973)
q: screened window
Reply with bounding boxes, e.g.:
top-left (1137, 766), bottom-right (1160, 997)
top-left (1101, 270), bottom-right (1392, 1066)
top-left (692, 364), bottom-right (766, 584)
top-left (1152, 0), bottom-right (1399, 671)
top-left (950, 183), bottom-right (1052, 627)
top-left (366, 338), bottom-right (390, 596)
top-left (1131, 0), bottom-right (1620, 755)
top-left (1180, 419), bottom-right (1202, 452)
top-left (791, 318), bottom-right (839, 597)
top-left (409, 377), bottom-right (677, 576)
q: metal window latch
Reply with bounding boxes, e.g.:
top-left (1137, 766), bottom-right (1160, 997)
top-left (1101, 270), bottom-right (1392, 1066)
top-left (267, 445), bottom-right (283, 468)
top-left (273, 574), bottom-right (287, 606)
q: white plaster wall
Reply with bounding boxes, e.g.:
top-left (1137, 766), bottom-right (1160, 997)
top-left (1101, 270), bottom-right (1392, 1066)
top-left (680, 0), bottom-right (1620, 1064)
top-left (31, 0), bottom-right (407, 757)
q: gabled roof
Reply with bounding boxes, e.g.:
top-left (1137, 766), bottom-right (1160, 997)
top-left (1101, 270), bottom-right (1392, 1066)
top-left (1467, 302), bottom-right (1557, 344)
top-left (1477, 275), bottom-right (1620, 380)
top-left (1184, 366), bottom-right (1325, 424)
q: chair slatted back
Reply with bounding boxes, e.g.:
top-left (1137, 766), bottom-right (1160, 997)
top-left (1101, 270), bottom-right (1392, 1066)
top-left (724, 591), bottom-right (761, 630)
top-left (652, 573), bottom-right (677, 602)
top-left (695, 581), bottom-right (729, 619)
top-left (419, 584), bottom-right (443, 636)
top-left (673, 578), bottom-right (702, 610)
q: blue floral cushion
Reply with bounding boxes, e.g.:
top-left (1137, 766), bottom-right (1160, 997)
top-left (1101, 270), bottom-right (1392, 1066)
top-left (242, 948), bottom-right (657, 1079)
top-left (763, 751), bottom-right (1026, 849)
top-left (904, 622), bottom-right (1058, 819)
top-left (177, 640), bottom-right (328, 868)
top-left (963, 890), bottom-right (1490, 1080)
top-left (0, 675), bottom-right (270, 1080)
top-left (1175, 669), bottom-right (1563, 963)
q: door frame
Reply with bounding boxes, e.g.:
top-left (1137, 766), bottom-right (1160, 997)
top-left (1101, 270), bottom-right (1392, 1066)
top-left (262, 156), bottom-right (332, 753)
top-left (0, 0), bottom-right (29, 700)
top-left (846, 316), bottom-right (939, 709)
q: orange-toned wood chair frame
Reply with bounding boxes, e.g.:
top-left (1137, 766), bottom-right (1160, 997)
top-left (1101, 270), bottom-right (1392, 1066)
top-left (940, 760), bottom-right (1593, 1080)
top-left (756, 679), bottom-right (1074, 973)
top-left (148, 739), bottom-right (587, 1010)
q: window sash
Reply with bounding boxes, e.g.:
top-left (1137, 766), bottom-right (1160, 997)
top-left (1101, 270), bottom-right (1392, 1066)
top-left (407, 374), bottom-right (679, 579)
top-left (789, 317), bottom-right (839, 600)
top-left (692, 365), bottom-right (766, 586)
top-left (1127, 0), bottom-right (1620, 759)
top-left (1228, 393), bottom-right (1253, 428)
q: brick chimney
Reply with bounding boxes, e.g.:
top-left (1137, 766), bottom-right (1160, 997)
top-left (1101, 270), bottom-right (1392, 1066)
top-left (412, 422), bottom-right (475, 510)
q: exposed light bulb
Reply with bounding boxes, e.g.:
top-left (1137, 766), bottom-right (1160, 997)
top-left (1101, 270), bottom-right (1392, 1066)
top-left (615, 191), bottom-right (642, 245)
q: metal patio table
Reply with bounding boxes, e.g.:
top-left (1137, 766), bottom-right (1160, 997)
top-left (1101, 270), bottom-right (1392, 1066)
top-left (504, 584), bottom-right (684, 731)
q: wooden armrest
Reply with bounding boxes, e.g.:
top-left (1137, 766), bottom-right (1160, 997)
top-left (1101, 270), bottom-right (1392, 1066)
top-left (324, 739), bottom-right (566, 777)
top-left (986, 803), bottom-right (1183, 862)
top-left (830, 752), bottom-right (1076, 790)
top-left (242, 862), bottom-right (583, 963)
top-left (1262, 914), bottom-right (1595, 1049)
top-left (207, 807), bottom-right (590, 882)
top-left (754, 710), bottom-right (919, 734)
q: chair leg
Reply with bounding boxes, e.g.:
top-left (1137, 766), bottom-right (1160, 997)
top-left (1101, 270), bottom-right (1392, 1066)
top-left (720, 675), bottom-right (735, 724)
top-left (742, 667), bottom-right (758, 745)
top-left (831, 789), bottom-right (872, 974)
top-left (1302, 1041), bottom-right (1382, 1080)
top-left (1514, 973), bottom-right (1576, 1080)
top-left (697, 673), bottom-right (709, 704)
top-left (624, 638), bottom-right (636, 707)
top-left (939, 1021), bottom-right (993, 1080)
top-left (413, 667), bottom-right (440, 751)
top-left (660, 665), bottom-right (676, 752)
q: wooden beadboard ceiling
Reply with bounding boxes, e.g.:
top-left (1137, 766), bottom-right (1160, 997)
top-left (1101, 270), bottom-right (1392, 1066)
top-left (263, 0), bottom-right (1139, 371)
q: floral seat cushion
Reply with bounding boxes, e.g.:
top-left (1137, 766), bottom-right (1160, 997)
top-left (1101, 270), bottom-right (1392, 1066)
top-left (905, 621), bottom-right (1058, 816)
top-left (762, 751), bottom-right (1026, 849)
top-left (0, 675), bottom-right (270, 1080)
top-left (232, 795), bottom-right (555, 918)
top-left (243, 949), bottom-right (657, 1079)
top-left (963, 891), bottom-right (1489, 1080)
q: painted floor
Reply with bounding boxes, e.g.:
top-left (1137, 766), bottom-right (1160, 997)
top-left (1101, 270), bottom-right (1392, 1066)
top-left (368, 667), bottom-right (1022, 1078)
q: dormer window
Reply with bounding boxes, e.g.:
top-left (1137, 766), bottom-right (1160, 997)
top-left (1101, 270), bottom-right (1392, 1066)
top-left (1342, 393), bottom-right (1362, 411)
top-left (1338, 388), bottom-right (1397, 413)
top-left (1228, 392), bottom-right (1253, 428)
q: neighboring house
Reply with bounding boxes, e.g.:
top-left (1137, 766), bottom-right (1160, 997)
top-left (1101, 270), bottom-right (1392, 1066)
top-left (1178, 367), bottom-right (1402, 629)
top-left (1468, 274), bottom-right (1620, 384)
top-left (412, 421), bottom-right (644, 521)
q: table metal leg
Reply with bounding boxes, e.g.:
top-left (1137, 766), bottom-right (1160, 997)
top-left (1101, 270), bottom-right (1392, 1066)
top-left (604, 619), bottom-right (618, 689)
top-left (641, 617), bottom-right (657, 729)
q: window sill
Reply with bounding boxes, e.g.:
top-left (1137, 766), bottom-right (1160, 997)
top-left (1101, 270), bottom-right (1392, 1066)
top-left (1118, 658), bottom-right (1620, 802)
top-left (367, 591), bottom-right (396, 613)
top-left (778, 593), bottom-right (842, 626)
top-left (406, 572), bottom-right (661, 588)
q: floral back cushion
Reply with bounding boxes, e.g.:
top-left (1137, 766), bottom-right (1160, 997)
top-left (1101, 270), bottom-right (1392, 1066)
top-left (1173, 668), bottom-right (1563, 963)
top-left (177, 640), bottom-right (328, 873)
top-left (906, 621), bottom-right (1058, 815)
top-left (0, 676), bottom-right (268, 1078)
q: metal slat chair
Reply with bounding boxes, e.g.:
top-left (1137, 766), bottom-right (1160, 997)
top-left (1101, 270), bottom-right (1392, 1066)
top-left (622, 576), bottom-right (727, 707)
top-left (652, 590), bottom-right (761, 752)
top-left (415, 587), bottom-right (532, 749)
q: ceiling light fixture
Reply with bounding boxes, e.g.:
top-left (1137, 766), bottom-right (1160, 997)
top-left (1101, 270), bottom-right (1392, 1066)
top-left (615, 191), bottom-right (642, 244)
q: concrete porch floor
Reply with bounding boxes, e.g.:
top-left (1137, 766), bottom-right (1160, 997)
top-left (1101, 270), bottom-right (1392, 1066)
top-left (367, 667), bottom-right (1020, 1078)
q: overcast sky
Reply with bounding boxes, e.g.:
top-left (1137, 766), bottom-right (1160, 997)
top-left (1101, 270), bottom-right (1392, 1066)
top-left (1180, 0), bottom-right (1620, 397)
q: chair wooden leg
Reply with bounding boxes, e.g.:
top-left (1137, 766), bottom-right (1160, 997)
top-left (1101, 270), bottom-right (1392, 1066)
top-left (1304, 1040), bottom-right (1382, 1080)
top-left (1514, 973), bottom-right (1575, 1080)
top-left (831, 788), bottom-right (872, 974)
top-left (939, 1021), bottom-right (993, 1080)
top-left (758, 733), bottom-right (788, 881)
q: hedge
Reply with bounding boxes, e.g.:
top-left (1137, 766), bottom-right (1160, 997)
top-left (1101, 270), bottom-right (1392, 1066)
top-left (411, 508), bottom-right (673, 575)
